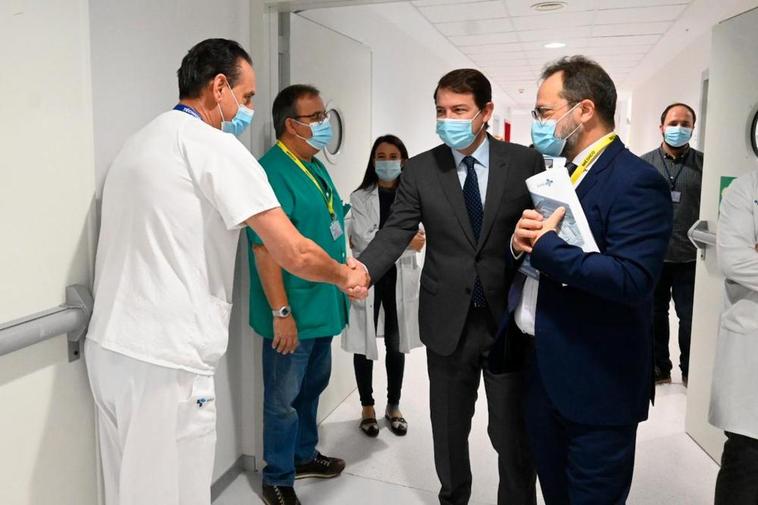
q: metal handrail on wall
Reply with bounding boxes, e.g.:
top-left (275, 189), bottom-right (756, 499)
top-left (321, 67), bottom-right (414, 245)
top-left (688, 220), bottom-right (717, 259)
top-left (0, 285), bottom-right (93, 362)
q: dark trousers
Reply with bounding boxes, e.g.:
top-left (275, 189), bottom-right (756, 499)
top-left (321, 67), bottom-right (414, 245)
top-left (715, 431), bottom-right (758, 505)
top-left (653, 261), bottom-right (696, 377)
top-left (427, 307), bottom-right (536, 505)
top-left (524, 349), bottom-right (638, 505)
top-left (354, 266), bottom-right (405, 407)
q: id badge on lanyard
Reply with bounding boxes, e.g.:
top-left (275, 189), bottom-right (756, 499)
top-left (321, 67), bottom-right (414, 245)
top-left (330, 219), bottom-right (343, 240)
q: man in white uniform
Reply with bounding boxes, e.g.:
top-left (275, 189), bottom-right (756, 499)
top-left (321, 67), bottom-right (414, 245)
top-left (85, 38), bottom-right (364, 505)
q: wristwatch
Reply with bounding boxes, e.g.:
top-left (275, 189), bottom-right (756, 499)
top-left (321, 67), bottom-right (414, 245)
top-left (272, 305), bottom-right (292, 318)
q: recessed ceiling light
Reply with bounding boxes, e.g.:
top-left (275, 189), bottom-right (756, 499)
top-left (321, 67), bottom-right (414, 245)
top-left (531, 1), bottom-right (567, 12)
top-left (544, 42), bottom-right (566, 49)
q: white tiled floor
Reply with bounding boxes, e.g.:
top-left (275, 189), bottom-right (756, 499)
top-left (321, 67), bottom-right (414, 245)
top-left (215, 315), bottom-right (719, 505)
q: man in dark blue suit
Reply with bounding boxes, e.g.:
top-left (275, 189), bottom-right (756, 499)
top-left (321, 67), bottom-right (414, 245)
top-left (506, 56), bottom-right (673, 504)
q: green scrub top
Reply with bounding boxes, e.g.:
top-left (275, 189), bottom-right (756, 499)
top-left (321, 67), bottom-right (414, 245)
top-left (246, 143), bottom-right (349, 339)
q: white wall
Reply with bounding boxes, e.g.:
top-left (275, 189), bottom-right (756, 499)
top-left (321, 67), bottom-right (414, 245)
top-left (88, 0), bottom-right (262, 481)
top-left (627, 32), bottom-right (711, 156)
top-left (301, 2), bottom-right (517, 157)
top-left (685, 6), bottom-right (758, 461)
top-left (0, 1), bottom-right (99, 504)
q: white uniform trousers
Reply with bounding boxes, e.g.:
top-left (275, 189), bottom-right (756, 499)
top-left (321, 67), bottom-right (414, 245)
top-left (85, 339), bottom-right (217, 505)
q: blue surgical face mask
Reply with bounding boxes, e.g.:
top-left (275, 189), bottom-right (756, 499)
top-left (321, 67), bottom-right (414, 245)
top-left (295, 117), bottom-right (333, 150)
top-left (436, 110), bottom-right (483, 150)
top-left (220, 83), bottom-right (254, 136)
top-left (375, 159), bottom-right (402, 182)
top-left (530, 103), bottom-right (582, 157)
top-left (663, 126), bottom-right (693, 148)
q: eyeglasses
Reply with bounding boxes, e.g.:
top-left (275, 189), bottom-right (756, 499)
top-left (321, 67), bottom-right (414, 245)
top-left (291, 110), bottom-right (330, 123)
top-left (530, 102), bottom-right (574, 124)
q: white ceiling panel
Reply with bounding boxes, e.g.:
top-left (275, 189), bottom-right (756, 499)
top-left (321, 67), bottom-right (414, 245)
top-left (510, 11), bottom-right (595, 31)
top-left (460, 43), bottom-right (524, 54)
top-left (598, 0), bottom-right (688, 8)
top-left (407, 0), bottom-right (696, 106)
top-left (520, 38), bottom-right (590, 51)
top-left (418, 1), bottom-right (507, 23)
top-left (412, 0), bottom-right (487, 6)
top-left (449, 31), bottom-right (521, 46)
top-left (594, 5), bottom-right (687, 24)
top-left (587, 34), bottom-right (662, 47)
top-left (592, 21), bottom-right (672, 37)
top-left (471, 56), bottom-right (531, 67)
top-left (579, 44), bottom-right (652, 56)
top-left (435, 18), bottom-right (515, 36)
top-left (518, 26), bottom-right (593, 42)
top-left (503, 0), bottom-right (596, 17)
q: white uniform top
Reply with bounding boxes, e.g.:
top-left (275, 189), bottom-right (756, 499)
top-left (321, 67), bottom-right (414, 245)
top-left (87, 110), bottom-right (280, 375)
top-left (709, 170), bottom-right (758, 439)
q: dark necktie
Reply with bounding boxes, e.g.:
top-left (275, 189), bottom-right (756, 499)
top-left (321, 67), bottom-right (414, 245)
top-left (462, 156), bottom-right (486, 307)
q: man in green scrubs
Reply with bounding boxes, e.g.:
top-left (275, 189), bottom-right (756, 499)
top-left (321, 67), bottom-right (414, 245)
top-left (246, 84), bottom-right (349, 505)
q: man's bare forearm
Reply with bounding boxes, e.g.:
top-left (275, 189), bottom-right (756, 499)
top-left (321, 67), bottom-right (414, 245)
top-left (253, 245), bottom-right (288, 309)
top-left (246, 208), bottom-right (348, 288)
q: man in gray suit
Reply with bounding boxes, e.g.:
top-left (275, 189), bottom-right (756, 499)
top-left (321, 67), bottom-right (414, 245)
top-left (353, 69), bottom-right (541, 505)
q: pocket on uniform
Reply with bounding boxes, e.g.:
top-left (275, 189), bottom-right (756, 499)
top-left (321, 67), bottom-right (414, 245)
top-left (176, 375), bottom-right (217, 441)
top-left (201, 295), bottom-right (233, 363)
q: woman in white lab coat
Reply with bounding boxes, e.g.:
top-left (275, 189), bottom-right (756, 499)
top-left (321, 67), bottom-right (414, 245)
top-left (710, 169), bottom-right (758, 504)
top-left (342, 135), bottom-right (424, 437)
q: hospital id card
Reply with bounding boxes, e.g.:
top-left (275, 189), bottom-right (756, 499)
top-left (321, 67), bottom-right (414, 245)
top-left (330, 219), bottom-right (343, 240)
top-left (671, 191), bottom-right (681, 203)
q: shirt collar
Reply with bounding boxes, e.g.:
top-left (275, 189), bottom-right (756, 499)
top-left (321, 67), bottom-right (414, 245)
top-left (659, 144), bottom-right (690, 161)
top-left (452, 135), bottom-right (490, 169)
top-left (571, 131), bottom-right (616, 169)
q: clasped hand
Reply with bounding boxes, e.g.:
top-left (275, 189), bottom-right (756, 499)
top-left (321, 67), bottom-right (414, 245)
top-left (341, 257), bottom-right (370, 301)
top-left (512, 207), bottom-right (566, 254)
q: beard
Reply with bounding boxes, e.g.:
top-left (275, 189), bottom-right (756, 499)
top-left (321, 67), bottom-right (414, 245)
top-left (559, 119), bottom-right (583, 158)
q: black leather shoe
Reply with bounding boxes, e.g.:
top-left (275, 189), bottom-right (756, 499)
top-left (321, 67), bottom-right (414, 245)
top-left (654, 366), bottom-right (672, 385)
top-left (262, 484), bottom-right (300, 505)
top-left (295, 452), bottom-right (345, 479)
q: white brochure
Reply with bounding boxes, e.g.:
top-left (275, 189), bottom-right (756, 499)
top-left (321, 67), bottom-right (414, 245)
top-left (525, 168), bottom-right (599, 254)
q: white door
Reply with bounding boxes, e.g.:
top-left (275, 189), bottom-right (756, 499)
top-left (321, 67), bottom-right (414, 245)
top-left (289, 12), bottom-right (373, 420)
top-left (0, 1), bottom-right (99, 503)
top-left (686, 6), bottom-right (758, 461)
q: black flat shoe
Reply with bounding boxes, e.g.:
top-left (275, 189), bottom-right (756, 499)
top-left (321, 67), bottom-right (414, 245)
top-left (360, 417), bottom-right (380, 437)
top-left (262, 484), bottom-right (301, 505)
top-left (385, 414), bottom-right (408, 436)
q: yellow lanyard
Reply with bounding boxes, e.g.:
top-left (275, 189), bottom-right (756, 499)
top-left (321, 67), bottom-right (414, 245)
top-left (277, 141), bottom-right (335, 218)
top-left (570, 133), bottom-right (617, 186)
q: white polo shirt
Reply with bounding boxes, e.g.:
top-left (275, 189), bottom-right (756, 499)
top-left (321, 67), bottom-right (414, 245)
top-left (87, 110), bottom-right (280, 375)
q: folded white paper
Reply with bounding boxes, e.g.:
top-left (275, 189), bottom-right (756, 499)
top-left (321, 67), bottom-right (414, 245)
top-left (525, 168), bottom-right (599, 253)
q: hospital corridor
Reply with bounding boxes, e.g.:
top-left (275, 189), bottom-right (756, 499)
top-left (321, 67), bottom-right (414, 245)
top-left (2, 1), bottom-right (758, 505)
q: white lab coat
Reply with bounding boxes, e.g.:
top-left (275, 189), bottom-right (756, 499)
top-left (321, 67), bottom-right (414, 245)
top-left (709, 170), bottom-right (758, 439)
top-left (342, 185), bottom-right (423, 360)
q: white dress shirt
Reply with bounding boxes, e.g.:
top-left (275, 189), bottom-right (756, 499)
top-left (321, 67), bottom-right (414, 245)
top-left (514, 134), bottom-right (614, 335)
top-left (452, 136), bottom-right (490, 206)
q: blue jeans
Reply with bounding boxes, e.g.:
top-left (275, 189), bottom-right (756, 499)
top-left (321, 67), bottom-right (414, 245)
top-left (262, 336), bottom-right (332, 486)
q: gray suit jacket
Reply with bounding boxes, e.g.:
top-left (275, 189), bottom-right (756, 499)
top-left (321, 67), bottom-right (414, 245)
top-left (358, 137), bottom-right (544, 356)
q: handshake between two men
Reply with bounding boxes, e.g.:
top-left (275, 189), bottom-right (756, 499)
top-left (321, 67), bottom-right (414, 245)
top-left (340, 207), bottom-right (565, 302)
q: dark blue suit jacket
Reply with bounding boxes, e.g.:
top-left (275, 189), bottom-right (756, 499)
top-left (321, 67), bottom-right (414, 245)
top-left (504, 137), bottom-right (673, 426)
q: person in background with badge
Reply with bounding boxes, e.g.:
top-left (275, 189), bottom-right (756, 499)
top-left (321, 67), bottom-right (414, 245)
top-left (641, 102), bottom-right (704, 387)
top-left (246, 84), bottom-right (349, 505)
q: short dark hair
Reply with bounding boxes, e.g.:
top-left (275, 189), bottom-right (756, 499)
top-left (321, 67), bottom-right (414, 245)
top-left (541, 56), bottom-right (617, 128)
top-left (272, 84), bottom-right (321, 138)
top-left (177, 39), bottom-right (252, 99)
top-left (434, 69), bottom-right (492, 110)
top-left (660, 103), bottom-right (697, 125)
top-left (356, 135), bottom-right (410, 192)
